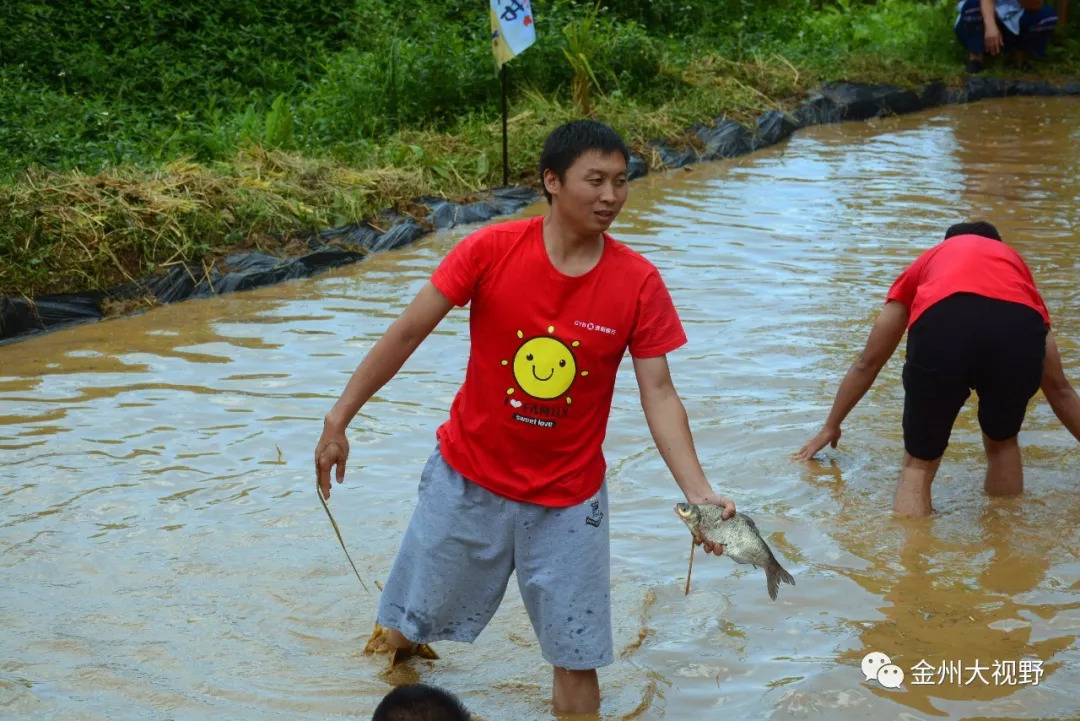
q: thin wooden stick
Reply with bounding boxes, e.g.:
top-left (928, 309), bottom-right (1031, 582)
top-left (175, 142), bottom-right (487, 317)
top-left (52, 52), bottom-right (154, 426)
top-left (317, 483), bottom-right (370, 594)
top-left (684, 537), bottom-right (695, 596)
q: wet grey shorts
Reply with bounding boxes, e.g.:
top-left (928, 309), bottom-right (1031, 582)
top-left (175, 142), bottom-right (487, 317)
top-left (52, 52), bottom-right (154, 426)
top-left (376, 444), bottom-right (613, 670)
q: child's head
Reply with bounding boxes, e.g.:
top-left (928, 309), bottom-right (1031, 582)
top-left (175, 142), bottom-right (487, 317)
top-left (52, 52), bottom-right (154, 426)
top-left (371, 683), bottom-right (471, 721)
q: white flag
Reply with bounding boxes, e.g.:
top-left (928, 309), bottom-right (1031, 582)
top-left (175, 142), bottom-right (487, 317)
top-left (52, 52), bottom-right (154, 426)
top-left (490, 0), bottom-right (536, 68)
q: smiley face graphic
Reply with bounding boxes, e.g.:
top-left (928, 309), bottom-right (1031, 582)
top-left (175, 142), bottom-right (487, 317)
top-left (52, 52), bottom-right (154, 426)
top-left (503, 326), bottom-right (589, 402)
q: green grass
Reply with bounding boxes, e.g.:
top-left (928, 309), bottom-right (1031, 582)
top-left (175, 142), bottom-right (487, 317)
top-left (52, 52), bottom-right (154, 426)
top-left (2, 0), bottom-right (1079, 300)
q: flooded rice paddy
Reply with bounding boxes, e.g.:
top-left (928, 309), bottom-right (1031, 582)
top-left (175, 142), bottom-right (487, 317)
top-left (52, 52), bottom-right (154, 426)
top-left (2, 97), bottom-right (1079, 720)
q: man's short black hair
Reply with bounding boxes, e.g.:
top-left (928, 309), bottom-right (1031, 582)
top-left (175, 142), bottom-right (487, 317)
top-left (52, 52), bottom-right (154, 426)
top-left (944, 221), bottom-right (1002, 242)
top-left (371, 683), bottom-right (471, 721)
top-left (539, 119), bottom-right (630, 203)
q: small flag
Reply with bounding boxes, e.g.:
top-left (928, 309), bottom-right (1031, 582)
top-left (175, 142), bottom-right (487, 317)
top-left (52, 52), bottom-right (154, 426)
top-left (490, 0), bottom-right (536, 68)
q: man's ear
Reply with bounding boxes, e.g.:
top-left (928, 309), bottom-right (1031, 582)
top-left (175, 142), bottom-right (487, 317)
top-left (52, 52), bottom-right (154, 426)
top-left (543, 168), bottom-right (559, 199)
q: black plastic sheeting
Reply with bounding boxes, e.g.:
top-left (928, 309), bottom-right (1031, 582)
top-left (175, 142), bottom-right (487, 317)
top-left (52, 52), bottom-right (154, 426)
top-left (637, 78), bottom-right (1080, 171)
top-left (420, 185), bottom-right (539, 230)
top-left (0, 192), bottom-right (534, 343)
top-left (754, 110), bottom-right (800, 149)
top-left (1, 293), bottom-right (105, 342)
top-left (5, 77), bottom-right (1080, 344)
top-left (627, 154), bottom-right (649, 180)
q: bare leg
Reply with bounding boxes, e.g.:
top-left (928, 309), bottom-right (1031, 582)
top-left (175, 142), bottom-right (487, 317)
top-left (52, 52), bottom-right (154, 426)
top-left (552, 667), bottom-right (600, 715)
top-left (983, 433), bottom-right (1023, 496)
top-left (364, 623), bottom-right (439, 666)
top-left (893, 453), bottom-right (943, 516)
top-left (385, 628), bottom-right (416, 651)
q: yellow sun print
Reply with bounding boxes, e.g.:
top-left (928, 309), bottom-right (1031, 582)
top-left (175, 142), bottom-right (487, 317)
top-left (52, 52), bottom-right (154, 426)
top-left (502, 326), bottom-right (589, 402)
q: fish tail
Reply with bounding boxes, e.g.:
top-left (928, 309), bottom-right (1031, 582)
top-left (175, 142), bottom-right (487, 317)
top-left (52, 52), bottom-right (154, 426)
top-left (765, 558), bottom-right (796, 601)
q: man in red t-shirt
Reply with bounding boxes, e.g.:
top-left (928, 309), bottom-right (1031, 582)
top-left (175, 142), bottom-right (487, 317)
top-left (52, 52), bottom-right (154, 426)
top-left (797, 221), bottom-right (1080, 516)
top-left (314, 120), bottom-right (736, 714)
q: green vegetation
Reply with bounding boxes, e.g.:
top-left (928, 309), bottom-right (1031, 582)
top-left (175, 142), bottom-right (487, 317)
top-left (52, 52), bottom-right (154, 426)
top-left (2, 0), bottom-right (1078, 300)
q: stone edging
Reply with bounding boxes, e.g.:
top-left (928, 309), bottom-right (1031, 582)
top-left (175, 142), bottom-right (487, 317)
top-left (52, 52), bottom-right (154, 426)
top-left (2, 76), bottom-right (1077, 345)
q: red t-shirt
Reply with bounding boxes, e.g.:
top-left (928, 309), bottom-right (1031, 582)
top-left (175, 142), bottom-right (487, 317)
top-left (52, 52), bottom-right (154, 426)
top-left (429, 216), bottom-right (687, 507)
top-left (886, 234), bottom-right (1050, 328)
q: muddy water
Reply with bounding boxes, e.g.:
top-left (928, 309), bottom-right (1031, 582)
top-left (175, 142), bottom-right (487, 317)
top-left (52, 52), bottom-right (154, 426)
top-left (3, 97), bottom-right (1079, 720)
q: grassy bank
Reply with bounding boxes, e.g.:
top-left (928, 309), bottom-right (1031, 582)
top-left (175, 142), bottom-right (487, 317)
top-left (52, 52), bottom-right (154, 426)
top-left (2, 0), bottom-right (1079, 300)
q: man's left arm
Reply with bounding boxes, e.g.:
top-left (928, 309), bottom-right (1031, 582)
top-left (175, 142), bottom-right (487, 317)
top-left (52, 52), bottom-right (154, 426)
top-left (634, 354), bottom-right (736, 553)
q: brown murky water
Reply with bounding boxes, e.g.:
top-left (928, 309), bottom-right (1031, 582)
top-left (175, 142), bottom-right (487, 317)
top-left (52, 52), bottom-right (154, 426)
top-left (3, 97), bottom-right (1079, 720)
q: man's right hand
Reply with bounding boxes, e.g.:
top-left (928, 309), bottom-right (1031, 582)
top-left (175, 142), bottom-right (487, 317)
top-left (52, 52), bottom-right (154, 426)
top-left (985, 25), bottom-right (1004, 55)
top-left (309, 284), bottom-right (454, 501)
top-left (315, 422), bottom-right (350, 500)
top-left (796, 425), bottom-right (842, 462)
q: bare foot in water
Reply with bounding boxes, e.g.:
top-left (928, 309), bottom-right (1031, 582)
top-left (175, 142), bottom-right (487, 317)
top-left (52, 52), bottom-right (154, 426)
top-left (364, 622), bottom-right (439, 667)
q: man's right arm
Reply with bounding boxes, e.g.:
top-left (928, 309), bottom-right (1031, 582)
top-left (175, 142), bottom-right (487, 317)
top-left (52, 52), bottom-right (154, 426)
top-left (316, 282), bottom-right (455, 498)
top-left (796, 300), bottom-right (909, 461)
top-left (324, 282), bottom-right (454, 430)
top-left (1040, 331), bottom-right (1080, 443)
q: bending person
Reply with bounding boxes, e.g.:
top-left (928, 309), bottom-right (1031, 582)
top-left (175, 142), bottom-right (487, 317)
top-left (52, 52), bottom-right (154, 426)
top-left (797, 221), bottom-right (1080, 515)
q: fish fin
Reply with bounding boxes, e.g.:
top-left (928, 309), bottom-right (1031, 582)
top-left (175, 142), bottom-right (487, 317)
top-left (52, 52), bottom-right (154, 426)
top-left (741, 514), bottom-right (761, 535)
top-left (765, 564), bottom-right (779, 601)
top-left (765, 560), bottom-right (796, 601)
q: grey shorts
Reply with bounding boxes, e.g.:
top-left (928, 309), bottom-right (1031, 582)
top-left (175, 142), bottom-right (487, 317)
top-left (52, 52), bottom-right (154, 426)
top-left (376, 444), bottom-right (613, 670)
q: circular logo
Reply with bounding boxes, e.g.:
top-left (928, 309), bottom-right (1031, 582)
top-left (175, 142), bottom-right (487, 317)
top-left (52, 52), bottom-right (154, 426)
top-left (512, 336), bottom-right (578, 400)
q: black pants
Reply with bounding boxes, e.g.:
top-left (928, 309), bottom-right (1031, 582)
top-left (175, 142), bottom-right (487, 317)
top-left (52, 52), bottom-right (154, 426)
top-left (902, 293), bottom-right (1047, 460)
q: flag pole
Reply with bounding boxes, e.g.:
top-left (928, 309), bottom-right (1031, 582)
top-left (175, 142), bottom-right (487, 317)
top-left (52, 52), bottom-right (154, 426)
top-left (492, 1), bottom-right (535, 188)
top-left (501, 63), bottom-right (509, 187)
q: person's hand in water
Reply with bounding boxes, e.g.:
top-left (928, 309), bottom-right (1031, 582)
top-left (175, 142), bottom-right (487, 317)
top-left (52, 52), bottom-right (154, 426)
top-left (796, 425), bottom-right (842, 461)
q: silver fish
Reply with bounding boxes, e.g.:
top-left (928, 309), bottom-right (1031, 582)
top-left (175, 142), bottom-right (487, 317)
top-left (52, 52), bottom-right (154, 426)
top-left (674, 503), bottom-right (795, 601)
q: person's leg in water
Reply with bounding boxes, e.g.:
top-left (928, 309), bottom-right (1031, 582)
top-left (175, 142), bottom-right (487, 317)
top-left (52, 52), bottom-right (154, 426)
top-left (897, 296), bottom-right (975, 516)
top-left (895, 453), bottom-right (944, 516)
top-left (552, 668), bottom-right (601, 715)
top-left (983, 433), bottom-right (1024, 496)
top-left (371, 445), bottom-right (517, 667)
top-left (972, 298), bottom-right (1047, 499)
top-left (382, 628), bottom-right (419, 654)
top-left (516, 485), bottom-right (613, 715)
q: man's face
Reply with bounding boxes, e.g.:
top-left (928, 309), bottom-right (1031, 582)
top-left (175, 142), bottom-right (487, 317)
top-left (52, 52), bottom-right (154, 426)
top-left (544, 149), bottom-right (629, 234)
